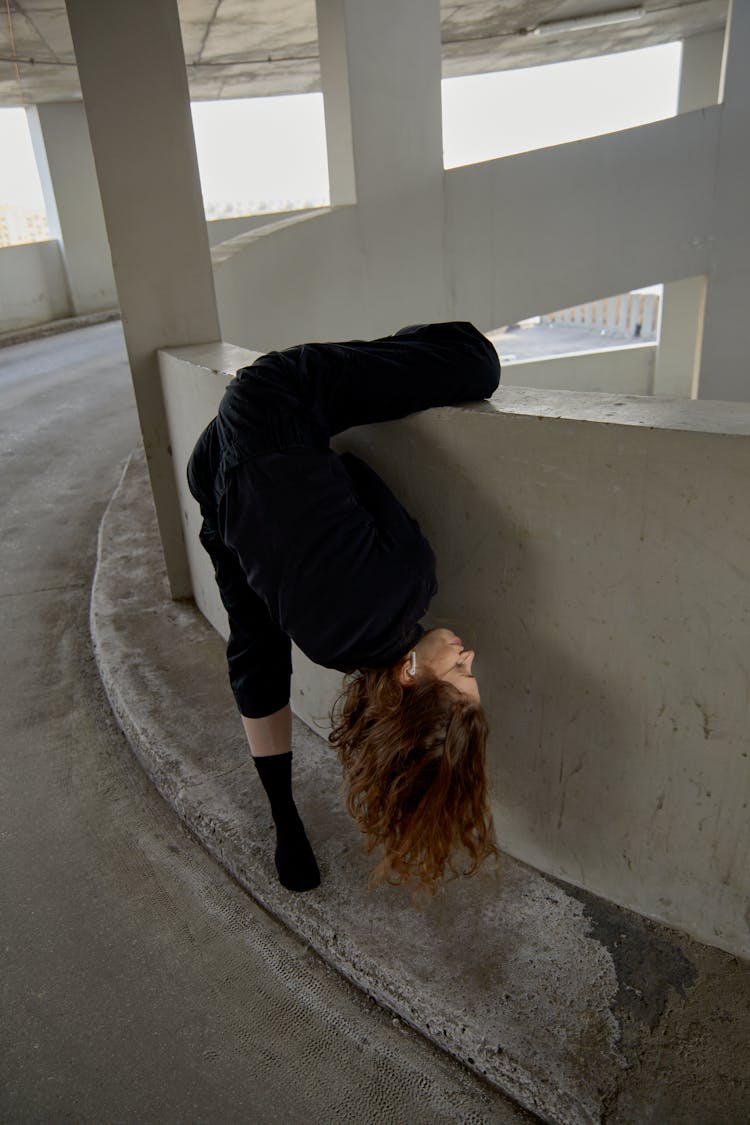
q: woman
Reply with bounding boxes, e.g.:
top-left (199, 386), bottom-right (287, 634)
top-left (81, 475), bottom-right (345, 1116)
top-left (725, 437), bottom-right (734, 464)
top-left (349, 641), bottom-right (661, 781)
top-left (187, 321), bottom-right (500, 896)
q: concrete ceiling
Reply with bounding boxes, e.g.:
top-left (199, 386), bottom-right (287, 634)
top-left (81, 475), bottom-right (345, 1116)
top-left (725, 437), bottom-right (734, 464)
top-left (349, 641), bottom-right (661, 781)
top-left (0, 1), bottom-right (728, 108)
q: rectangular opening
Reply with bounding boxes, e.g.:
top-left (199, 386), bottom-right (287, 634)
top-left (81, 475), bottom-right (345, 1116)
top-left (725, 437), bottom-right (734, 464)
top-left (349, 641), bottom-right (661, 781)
top-left (191, 93), bottom-right (330, 221)
top-left (0, 108), bottom-right (50, 247)
top-left (441, 42), bottom-right (682, 170)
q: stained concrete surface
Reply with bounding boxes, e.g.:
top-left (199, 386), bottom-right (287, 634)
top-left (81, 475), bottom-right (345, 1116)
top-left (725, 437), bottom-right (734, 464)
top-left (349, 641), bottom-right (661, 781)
top-left (0, 1), bottom-right (727, 107)
top-left (0, 322), bottom-right (533, 1124)
top-left (92, 373), bottom-right (750, 1116)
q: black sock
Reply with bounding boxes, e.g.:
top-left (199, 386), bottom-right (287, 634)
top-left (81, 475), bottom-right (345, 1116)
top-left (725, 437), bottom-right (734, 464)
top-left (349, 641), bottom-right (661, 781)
top-left (252, 751), bottom-right (321, 892)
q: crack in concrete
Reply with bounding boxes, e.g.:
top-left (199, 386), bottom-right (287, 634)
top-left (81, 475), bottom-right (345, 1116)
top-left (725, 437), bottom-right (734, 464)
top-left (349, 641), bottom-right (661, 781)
top-left (0, 582), bottom-right (87, 599)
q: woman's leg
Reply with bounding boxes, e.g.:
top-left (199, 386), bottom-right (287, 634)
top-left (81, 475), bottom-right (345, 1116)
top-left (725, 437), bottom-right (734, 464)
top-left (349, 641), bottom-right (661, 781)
top-left (245, 709), bottom-right (320, 893)
top-left (187, 424), bottom-right (320, 893)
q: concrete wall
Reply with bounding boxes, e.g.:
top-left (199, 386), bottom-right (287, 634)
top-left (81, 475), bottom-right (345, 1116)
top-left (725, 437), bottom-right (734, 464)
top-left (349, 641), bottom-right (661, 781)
top-left (0, 210), bottom-right (311, 336)
top-left (206, 207), bottom-right (315, 247)
top-left (214, 109), bottom-right (719, 357)
top-left (445, 109), bottom-right (718, 333)
top-left (213, 206), bottom-right (371, 349)
top-left (503, 345), bottom-right (655, 396)
top-left (338, 393), bottom-right (750, 962)
top-left (697, 4), bottom-right (750, 400)
top-left (158, 341), bottom-right (258, 625)
top-left (27, 101), bottom-right (117, 316)
top-left (0, 239), bottom-right (71, 333)
top-left (653, 29), bottom-right (724, 398)
top-left (158, 345), bottom-right (750, 961)
top-left (654, 275), bottom-right (706, 398)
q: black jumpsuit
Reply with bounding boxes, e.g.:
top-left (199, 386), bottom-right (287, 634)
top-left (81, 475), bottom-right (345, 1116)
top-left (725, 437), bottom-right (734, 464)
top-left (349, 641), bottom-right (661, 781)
top-left (187, 322), bottom-right (500, 718)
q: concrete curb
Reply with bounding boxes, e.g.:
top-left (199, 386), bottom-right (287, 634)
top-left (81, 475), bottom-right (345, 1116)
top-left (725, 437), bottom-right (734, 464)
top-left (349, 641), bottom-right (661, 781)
top-left (91, 448), bottom-right (750, 1125)
top-left (0, 309), bottom-right (120, 349)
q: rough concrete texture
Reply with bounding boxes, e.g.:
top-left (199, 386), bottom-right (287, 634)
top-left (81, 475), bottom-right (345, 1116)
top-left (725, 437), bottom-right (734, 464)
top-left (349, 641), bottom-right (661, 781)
top-left (0, 1), bottom-right (727, 107)
top-left (0, 322), bottom-right (533, 1124)
top-left (92, 446), bottom-right (750, 1125)
top-left (0, 307), bottom-right (120, 349)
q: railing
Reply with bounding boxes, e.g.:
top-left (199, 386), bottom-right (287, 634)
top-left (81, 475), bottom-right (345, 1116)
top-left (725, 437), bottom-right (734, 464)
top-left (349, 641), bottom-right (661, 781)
top-left (543, 291), bottom-right (661, 338)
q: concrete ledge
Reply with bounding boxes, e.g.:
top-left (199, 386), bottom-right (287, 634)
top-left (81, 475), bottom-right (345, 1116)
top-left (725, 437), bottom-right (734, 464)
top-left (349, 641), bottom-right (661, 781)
top-left (0, 308), bottom-right (120, 349)
top-left (91, 447), bottom-right (750, 1125)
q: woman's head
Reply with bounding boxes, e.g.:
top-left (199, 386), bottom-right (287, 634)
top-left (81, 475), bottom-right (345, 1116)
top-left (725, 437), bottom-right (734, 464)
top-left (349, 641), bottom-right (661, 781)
top-left (398, 626), bottom-right (480, 702)
top-left (329, 631), bottom-right (496, 898)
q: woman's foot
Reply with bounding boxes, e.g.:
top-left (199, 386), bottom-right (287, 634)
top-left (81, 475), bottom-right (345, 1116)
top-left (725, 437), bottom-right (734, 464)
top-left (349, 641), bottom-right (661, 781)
top-left (273, 813), bottom-right (321, 892)
top-left (252, 750), bottom-right (321, 892)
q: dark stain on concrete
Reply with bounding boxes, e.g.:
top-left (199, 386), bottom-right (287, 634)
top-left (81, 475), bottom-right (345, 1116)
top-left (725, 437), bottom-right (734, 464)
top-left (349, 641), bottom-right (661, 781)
top-left (549, 877), bottom-right (698, 1046)
top-left (694, 699), bottom-right (713, 739)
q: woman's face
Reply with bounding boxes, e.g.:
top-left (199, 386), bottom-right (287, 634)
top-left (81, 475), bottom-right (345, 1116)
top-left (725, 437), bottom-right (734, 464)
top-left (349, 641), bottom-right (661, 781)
top-left (413, 627), bottom-right (480, 702)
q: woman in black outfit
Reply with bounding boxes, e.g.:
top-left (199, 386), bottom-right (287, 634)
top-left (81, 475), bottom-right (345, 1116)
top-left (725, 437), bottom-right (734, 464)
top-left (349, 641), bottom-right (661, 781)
top-left (187, 321), bottom-right (500, 896)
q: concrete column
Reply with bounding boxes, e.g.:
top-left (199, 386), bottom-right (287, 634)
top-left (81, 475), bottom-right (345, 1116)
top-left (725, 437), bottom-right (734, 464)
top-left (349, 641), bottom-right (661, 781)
top-left (654, 30), bottom-right (724, 397)
top-left (316, 0), bottom-right (447, 326)
top-left (653, 276), bottom-right (706, 396)
top-left (696, 3), bottom-right (750, 401)
top-left (27, 101), bottom-right (116, 316)
top-left (64, 0), bottom-right (221, 597)
top-left (679, 29), bottom-right (726, 113)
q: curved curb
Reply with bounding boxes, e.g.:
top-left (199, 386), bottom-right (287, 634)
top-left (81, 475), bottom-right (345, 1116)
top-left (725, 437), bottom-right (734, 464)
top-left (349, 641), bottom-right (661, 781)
top-left (91, 449), bottom-right (749, 1125)
top-left (0, 309), bottom-right (120, 349)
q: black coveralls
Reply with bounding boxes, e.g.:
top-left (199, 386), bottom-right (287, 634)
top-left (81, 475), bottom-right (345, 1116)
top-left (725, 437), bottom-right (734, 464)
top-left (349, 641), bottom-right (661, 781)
top-left (187, 322), bottom-right (500, 719)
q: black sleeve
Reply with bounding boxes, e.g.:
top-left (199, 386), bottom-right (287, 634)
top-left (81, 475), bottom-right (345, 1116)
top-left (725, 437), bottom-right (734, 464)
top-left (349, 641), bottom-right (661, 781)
top-left (197, 518), bottom-right (292, 720)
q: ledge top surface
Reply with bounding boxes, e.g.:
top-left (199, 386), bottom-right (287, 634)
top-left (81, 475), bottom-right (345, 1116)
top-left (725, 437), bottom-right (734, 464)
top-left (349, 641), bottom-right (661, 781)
top-left (160, 342), bottom-right (750, 437)
top-left (487, 386), bottom-right (750, 435)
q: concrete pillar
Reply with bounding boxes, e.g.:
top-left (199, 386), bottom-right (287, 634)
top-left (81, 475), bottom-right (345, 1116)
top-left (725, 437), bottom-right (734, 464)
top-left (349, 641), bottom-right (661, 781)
top-left (27, 101), bottom-right (116, 316)
top-left (678, 29), bottom-right (726, 113)
top-left (653, 276), bottom-right (706, 395)
top-left (696, 3), bottom-right (750, 401)
top-left (654, 30), bottom-right (724, 397)
top-left (64, 0), bottom-right (221, 597)
top-left (316, 0), bottom-right (447, 326)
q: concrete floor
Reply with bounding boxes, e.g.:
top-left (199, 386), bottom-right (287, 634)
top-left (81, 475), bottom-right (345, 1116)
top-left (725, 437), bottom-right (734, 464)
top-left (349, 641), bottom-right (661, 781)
top-left (490, 321), bottom-right (655, 364)
top-left (0, 323), bottom-right (530, 1124)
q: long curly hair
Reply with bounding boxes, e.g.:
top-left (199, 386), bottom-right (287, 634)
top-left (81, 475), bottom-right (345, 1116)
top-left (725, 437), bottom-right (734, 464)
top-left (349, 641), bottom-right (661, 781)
top-left (328, 666), bottom-right (497, 897)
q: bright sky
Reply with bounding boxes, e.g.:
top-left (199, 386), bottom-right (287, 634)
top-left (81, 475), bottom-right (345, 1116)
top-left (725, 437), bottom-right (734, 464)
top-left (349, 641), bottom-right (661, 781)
top-left (442, 41), bottom-right (681, 167)
top-left (0, 41), bottom-right (682, 213)
top-left (1, 105), bottom-right (44, 208)
top-left (190, 93), bottom-right (330, 207)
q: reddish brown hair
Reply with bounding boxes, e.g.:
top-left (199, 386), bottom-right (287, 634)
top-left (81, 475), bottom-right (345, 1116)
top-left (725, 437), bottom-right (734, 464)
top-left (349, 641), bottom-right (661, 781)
top-left (329, 667), bottom-right (497, 897)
